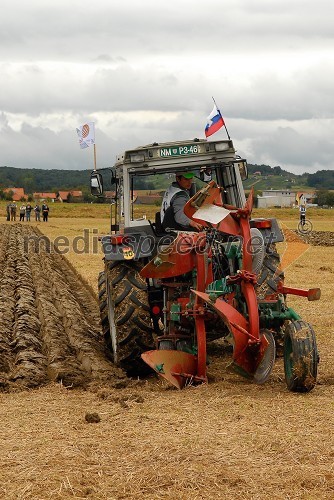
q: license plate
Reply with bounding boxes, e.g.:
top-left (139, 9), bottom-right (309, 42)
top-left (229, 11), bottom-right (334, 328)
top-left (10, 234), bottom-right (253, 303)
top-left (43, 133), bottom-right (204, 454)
top-left (159, 144), bottom-right (201, 157)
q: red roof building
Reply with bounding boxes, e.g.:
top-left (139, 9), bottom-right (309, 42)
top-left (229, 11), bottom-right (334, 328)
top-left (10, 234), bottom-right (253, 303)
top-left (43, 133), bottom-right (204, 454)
top-left (33, 192), bottom-right (57, 200)
top-left (3, 187), bottom-right (26, 201)
top-left (56, 190), bottom-right (83, 202)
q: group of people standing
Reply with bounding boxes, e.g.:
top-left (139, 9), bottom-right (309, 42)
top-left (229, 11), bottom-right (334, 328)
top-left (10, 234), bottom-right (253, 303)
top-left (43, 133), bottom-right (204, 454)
top-left (6, 202), bottom-right (49, 222)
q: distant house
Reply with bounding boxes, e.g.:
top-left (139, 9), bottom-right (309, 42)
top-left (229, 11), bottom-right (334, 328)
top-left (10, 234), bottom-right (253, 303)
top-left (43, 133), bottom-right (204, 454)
top-left (257, 190), bottom-right (295, 208)
top-left (33, 192), bottom-right (57, 202)
top-left (253, 171), bottom-right (262, 176)
top-left (3, 187), bottom-right (26, 201)
top-left (295, 192), bottom-right (315, 206)
top-left (56, 190), bottom-right (83, 202)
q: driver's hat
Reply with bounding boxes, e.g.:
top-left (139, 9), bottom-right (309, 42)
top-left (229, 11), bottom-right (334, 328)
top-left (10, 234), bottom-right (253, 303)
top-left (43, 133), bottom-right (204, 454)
top-left (176, 171), bottom-right (195, 179)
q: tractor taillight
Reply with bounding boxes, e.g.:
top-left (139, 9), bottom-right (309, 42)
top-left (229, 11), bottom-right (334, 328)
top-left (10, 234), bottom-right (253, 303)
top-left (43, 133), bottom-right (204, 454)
top-left (152, 306), bottom-right (161, 315)
top-left (252, 219), bottom-right (272, 229)
top-left (110, 235), bottom-right (128, 245)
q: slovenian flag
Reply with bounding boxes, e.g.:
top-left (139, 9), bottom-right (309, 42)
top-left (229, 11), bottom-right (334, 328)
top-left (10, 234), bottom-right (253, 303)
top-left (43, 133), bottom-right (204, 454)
top-left (205, 105), bottom-right (224, 137)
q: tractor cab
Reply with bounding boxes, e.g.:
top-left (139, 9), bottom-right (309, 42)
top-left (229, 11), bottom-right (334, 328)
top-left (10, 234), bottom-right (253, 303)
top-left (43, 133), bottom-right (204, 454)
top-left (90, 138), bottom-right (248, 255)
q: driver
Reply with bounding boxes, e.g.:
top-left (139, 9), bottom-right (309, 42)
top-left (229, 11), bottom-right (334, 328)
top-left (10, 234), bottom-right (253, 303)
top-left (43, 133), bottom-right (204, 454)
top-left (160, 171), bottom-right (202, 231)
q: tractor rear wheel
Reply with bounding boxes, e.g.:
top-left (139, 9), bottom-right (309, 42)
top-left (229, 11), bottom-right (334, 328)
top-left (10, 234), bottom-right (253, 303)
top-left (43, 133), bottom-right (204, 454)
top-left (98, 261), bottom-right (155, 376)
top-left (256, 243), bottom-right (284, 299)
top-left (283, 320), bottom-right (318, 392)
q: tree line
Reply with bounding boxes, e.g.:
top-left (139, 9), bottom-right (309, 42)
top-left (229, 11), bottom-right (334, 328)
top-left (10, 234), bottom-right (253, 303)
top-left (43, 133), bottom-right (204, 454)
top-left (0, 164), bottom-right (333, 201)
top-left (0, 166), bottom-right (91, 192)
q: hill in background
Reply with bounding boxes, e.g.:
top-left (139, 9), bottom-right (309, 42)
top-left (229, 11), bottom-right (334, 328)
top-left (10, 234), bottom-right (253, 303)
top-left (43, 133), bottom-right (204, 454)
top-left (0, 164), bottom-right (333, 194)
top-left (0, 166), bottom-right (91, 193)
top-left (246, 165), bottom-right (334, 191)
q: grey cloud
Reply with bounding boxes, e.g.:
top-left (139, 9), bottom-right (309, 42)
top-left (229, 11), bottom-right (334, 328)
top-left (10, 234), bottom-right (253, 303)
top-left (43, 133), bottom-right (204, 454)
top-left (1, 1), bottom-right (333, 62)
top-left (2, 58), bottom-right (334, 120)
top-left (246, 125), bottom-right (334, 172)
top-left (0, 0), bottom-right (333, 174)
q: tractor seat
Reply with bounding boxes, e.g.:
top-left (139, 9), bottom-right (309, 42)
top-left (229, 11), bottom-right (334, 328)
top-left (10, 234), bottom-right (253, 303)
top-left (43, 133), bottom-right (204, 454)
top-left (155, 212), bottom-right (165, 234)
top-left (148, 211), bottom-right (168, 237)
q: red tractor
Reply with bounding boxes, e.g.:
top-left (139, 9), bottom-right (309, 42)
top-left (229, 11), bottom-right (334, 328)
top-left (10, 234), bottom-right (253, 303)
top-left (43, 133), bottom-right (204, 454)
top-left (91, 138), bottom-right (320, 392)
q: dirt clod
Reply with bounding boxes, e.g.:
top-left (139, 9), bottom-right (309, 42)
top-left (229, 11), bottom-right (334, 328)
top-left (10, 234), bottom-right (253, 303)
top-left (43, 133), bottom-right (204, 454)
top-left (85, 412), bottom-right (101, 423)
top-left (319, 266), bottom-right (333, 272)
top-left (112, 380), bottom-right (129, 389)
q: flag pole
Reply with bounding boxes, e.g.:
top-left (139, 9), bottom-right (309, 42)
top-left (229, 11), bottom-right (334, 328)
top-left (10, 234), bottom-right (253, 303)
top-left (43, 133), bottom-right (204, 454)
top-left (212, 96), bottom-right (231, 140)
top-left (93, 143), bottom-right (97, 171)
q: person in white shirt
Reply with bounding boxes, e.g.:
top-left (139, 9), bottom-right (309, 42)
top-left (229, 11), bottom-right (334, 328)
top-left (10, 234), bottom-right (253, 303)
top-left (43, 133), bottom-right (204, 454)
top-left (160, 172), bottom-right (202, 231)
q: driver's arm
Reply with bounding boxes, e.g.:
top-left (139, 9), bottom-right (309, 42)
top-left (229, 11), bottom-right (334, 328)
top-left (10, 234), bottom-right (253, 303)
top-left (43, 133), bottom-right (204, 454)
top-left (173, 192), bottom-right (202, 231)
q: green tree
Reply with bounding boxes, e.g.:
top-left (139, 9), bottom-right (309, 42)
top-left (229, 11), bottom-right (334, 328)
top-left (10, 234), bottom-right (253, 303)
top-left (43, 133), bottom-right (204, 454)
top-left (5, 190), bottom-right (14, 200)
top-left (326, 192), bottom-right (334, 206)
top-left (308, 170), bottom-right (334, 189)
top-left (314, 189), bottom-right (329, 206)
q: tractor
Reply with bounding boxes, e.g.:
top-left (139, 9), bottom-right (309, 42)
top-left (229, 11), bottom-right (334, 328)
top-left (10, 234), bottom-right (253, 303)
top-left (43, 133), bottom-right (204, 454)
top-left (91, 138), bottom-right (320, 392)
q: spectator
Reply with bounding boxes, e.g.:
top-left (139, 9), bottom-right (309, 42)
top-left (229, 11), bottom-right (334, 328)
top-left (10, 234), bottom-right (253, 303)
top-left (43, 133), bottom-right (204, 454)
top-left (25, 203), bottom-right (32, 222)
top-left (299, 204), bottom-right (306, 226)
top-left (6, 203), bottom-right (10, 221)
top-left (19, 204), bottom-right (26, 221)
top-left (42, 203), bottom-right (49, 222)
top-left (10, 203), bottom-right (17, 221)
top-left (34, 204), bottom-right (41, 222)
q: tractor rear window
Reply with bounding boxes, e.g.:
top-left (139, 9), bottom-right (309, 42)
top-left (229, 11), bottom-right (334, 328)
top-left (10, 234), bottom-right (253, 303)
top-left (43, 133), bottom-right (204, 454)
top-left (130, 169), bottom-right (216, 221)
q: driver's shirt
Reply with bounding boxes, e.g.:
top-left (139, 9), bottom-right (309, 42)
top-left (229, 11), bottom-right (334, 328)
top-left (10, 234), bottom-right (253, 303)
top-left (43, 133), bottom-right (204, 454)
top-left (160, 182), bottom-right (192, 230)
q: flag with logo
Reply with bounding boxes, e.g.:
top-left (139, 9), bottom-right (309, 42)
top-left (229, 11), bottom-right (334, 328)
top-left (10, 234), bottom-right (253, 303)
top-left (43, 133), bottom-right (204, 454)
top-left (76, 122), bottom-right (95, 149)
top-left (205, 105), bottom-right (225, 138)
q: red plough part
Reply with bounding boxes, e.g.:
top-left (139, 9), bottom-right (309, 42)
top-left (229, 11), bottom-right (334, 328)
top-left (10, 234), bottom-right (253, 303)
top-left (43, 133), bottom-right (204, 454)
top-left (141, 182), bottom-right (275, 388)
top-left (141, 350), bottom-right (199, 389)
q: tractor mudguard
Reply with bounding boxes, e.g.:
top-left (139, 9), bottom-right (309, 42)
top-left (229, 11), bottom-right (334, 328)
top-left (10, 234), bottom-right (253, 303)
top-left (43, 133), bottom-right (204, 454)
top-left (101, 233), bottom-right (173, 261)
top-left (250, 218), bottom-right (284, 244)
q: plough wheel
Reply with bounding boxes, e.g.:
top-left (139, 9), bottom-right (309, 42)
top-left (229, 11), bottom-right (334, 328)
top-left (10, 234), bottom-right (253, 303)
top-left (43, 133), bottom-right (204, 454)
top-left (99, 261), bottom-right (155, 376)
top-left (283, 320), bottom-right (318, 392)
top-left (253, 330), bottom-right (276, 384)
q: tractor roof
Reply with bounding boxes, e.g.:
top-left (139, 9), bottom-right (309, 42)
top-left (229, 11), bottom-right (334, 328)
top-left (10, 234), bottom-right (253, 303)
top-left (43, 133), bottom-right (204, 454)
top-left (114, 138), bottom-right (237, 174)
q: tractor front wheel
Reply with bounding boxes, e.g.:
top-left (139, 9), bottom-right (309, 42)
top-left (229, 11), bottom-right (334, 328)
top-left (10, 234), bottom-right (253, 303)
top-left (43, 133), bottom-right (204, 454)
top-left (98, 261), bottom-right (155, 376)
top-left (283, 320), bottom-right (318, 392)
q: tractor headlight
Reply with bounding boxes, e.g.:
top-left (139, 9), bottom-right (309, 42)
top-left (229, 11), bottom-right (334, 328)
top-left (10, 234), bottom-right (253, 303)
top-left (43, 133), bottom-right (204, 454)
top-left (130, 153), bottom-right (145, 163)
top-left (214, 142), bottom-right (230, 152)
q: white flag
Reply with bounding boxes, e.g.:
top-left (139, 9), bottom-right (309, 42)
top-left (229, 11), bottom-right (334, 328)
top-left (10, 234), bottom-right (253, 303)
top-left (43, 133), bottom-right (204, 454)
top-left (76, 122), bottom-right (95, 149)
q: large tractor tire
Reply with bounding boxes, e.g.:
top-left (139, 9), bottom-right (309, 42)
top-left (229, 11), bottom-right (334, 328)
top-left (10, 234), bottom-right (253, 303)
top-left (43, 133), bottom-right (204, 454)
top-left (283, 320), bottom-right (318, 392)
top-left (256, 243), bottom-right (284, 299)
top-left (98, 261), bottom-right (155, 376)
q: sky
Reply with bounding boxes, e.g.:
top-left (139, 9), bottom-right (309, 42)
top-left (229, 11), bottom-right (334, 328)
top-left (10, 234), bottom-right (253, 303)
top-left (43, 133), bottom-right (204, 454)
top-left (0, 0), bottom-right (333, 174)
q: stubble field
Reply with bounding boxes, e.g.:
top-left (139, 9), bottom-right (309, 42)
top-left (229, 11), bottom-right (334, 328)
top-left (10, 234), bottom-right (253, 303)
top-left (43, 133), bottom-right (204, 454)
top-left (0, 206), bottom-right (333, 499)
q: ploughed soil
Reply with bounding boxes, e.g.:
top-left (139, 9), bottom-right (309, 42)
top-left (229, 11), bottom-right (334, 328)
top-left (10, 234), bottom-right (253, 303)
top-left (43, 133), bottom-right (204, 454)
top-left (293, 231), bottom-right (334, 247)
top-left (0, 224), bottom-right (123, 392)
top-left (0, 222), bottom-right (333, 499)
top-left (0, 224), bottom-right (331, 393)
